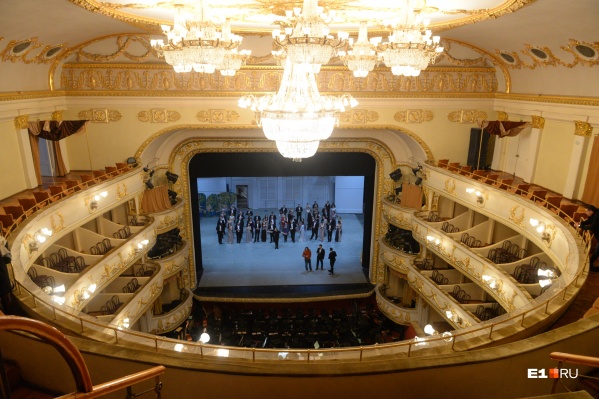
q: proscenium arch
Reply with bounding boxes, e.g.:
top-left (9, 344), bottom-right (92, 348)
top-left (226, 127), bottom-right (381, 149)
top-left (135, 125), bottom-right (434, 288)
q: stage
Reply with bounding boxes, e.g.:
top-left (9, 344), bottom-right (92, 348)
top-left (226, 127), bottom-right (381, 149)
top-left (194, 212), bottom-right (374, 300)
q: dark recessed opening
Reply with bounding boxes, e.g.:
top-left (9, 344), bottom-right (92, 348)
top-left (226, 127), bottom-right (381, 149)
top-left (12, 41), bottom-right (32, 54)
top-left (45, 46), bottom-right (62, 58)
top-left (575, 44), bottom-right (596, 59)
top-left (530, 48), bottom-right (548, 59)
top-left (500, 53), bottom-right (516, 63)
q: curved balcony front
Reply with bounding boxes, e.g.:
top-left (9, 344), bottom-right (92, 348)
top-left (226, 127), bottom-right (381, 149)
top-left (375, 284), bottom-right (419, 326)
top-left (149, 289), bottom-right (193, 334)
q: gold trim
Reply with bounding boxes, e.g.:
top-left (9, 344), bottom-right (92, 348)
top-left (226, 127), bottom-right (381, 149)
top-left (574, 121), bottom-right (593, 137)
top-left (496, 39), bottom-right (599, 70)
top-left (531, 116), bottom-right (545, 129)
top-left (509, 206), bottom-right (526, 227)
top-left (447, 110), bottom-right (487, 124)
top-left (14, 115), bottom-right (28, 130)
top-left (394, 110), bottom-right (433, 124)
top-left (196, 110), bottom-right (240, 123)
top-left (497, 111), bottom-right (509, 121)
top-left (138, 109), bottom-right (181, 123)
top-left (194, 290), bottom-right (375, 303)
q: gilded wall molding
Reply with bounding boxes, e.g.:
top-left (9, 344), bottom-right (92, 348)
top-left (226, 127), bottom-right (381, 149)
top-left (0, 37), bottom-right (66, 65)
top-left (447, 110), bottom-right (487, 124)
top-left (574, 121), bottom-right (593, 137)
top-left (78, 109), bottom-right (122, 123)
top-left (59, 63), bottom-right (498, 95)
top-left (138, 109), bottom-right (181, 123)
top-left (14, 115), bottom-right (28, 129)
top-left (496, 40), bottom-right (599, 70)
top-left (394, 109), bottom-right (433, 124)
top-left (339, 109), bottom-right (379, 124)
top-left (196, 109), bottom-right (240, 123)
top-left (530, 115), bottom-right (545, 129)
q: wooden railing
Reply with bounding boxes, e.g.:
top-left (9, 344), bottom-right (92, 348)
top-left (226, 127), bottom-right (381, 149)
top-left (0, 315), bottom-right (165, 399)
top-left (550, 352), bottom-right (599, 395)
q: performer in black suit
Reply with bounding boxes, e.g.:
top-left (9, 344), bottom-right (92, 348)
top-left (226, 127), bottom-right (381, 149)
top-left (290, 217), bottom-right (297, 243)
top-left (280, 204), bottom-right (288, 216)
top-left (253, 215), bottom-right (261, 242)
top-left (295, 204), bottom-right (303, 222)
top-left (328, 248), bottom-right (337, 275)
top-left (316, 244), bottom-right (325, 270)
top-left (272, 228), bottom-right (280, 249)
top-left (327, 220), bottom-right (334, 242)
top-left (235, 220), bottom-right (243, 244)
top-left (216, 216), bottom-right (226, 244)
top-left (310, 217), bottom-right (319, 240)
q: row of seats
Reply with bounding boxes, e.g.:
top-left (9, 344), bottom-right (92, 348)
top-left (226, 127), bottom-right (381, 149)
top-left (0, 162), bottom-right (133, 235)
top-left (437, 159), bottom-right (588, 225)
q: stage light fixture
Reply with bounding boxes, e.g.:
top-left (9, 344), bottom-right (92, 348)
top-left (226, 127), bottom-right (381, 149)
top-left (412, 165), bottom-right (422, 175)
top-left (389, 168), bottom-right (403, 182)
top-left (145, 181), bottom-right (154, 189)
top-left (415, 177), bottom-right (423, 186)
top-left (166, 171), bottom-right (179, 183)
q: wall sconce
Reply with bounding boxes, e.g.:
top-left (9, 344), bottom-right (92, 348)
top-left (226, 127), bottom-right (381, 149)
top-left (118, 317), bottom-right (131, 330)
top-left (52, 295), bottom-right (66, 305)
top-left (529, 218), bottom-right (554, 245)
top-left (445, 310), bottom-right (463, 326)
top-left (89, 191), bottom-right (108, 210)
top-left (442, 331), bottom-right (453, 342)
top-left (466, 187), bottom-right (487, 206)
top-left (538, 268), bottom-right (557, 287)
top-left (135, 239), bottom-right (150, 254)
top-left (482, 274), bottom-right (498, 289)
top-left (426, 235), bottom-right (441, 247)
top-left (216, 348), bottom-right (230, 357)
top-left (174, 343), bottom-right (185, 352)
top-left (42, 284), bottom-right (65, 296)
top-left (199, 329), bottom-right (210, 344)
top-left (423, 324), bottom-right (437, 335)
top-left (28, 227), bottom-right (53, 252)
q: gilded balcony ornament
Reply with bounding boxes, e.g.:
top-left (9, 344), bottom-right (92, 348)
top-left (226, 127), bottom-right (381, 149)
top-left (509, 206), bottom-right (526, 227)
top-left (444, 178), bottom-right (457, 196)
top-left (50, 213), bottom-right (65, 234)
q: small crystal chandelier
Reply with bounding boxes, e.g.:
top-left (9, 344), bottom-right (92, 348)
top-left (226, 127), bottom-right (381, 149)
top-left (272, 0), bottom-right (349, 73)
top-left (338, 22), bottom-right (381, 78)
top-left (238, 58), bottom-right (358, 161)
top-left (150, 1), bottom-right (250, 75)
top-left (375, 0), bottom-right (443, 77)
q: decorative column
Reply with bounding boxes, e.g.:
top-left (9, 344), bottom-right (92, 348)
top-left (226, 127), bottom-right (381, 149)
top-left (563, 121), bottom-right (593, 198)
top-left (490, 112), bottom-right (509, 171)
top-left (14, 115), bottom-right (38, 189)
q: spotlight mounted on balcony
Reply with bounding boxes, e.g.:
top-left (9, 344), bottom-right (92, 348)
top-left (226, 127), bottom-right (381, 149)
top-left (145, 181), bottom-right (154, 190)
top-left (529, 218), bottom-right (555, 246)
top-left (166, 171), bottom-right (179, 184)
top-left (88, 191), bottom-right (108, 211)
top-left (389, 168), bottom-right (403, 182)
top-left (465, 187), bottom-right (487, 206)
top-left (28, 227), bottom-right (53, 253)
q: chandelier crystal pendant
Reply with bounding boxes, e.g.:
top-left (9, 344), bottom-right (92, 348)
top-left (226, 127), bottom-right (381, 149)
top-left (272, 0), bottom-right (349, 73)
top-left (338, 22), bottom-right (381, 78)
top-left (150, 1), bottom-right (250, 75)
top-left (375, 0), bottom-right (443, 77)
top-left (238, 58), bottom-right (358, 161)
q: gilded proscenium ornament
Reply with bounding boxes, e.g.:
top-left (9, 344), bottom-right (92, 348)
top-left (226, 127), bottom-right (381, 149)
top-left (138, 109), bottom-right (181, 123)
top-left (51, 110), bottom-right (64, 122)
top-left (77, 109), bottom-right (122, 123)
top-left (339, 109), bottom-right (379, 124)
top-left (574, 121), bottom-right (593, 137)
top-left (394, 110), bottom-right (434, 124)
top-left (447, 110), bottom-right (487, 124)
top-left (197, 110), bottom-right (240, 123)
top-left (14, 115), bottom-right (28, 129)
top-left (531, 116), bottom-right (545, 129)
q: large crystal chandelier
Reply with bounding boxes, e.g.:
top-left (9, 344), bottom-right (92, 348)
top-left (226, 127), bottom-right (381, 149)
top-left (338, 22), bottom-right (381, 78)
top-left (238, 58), bottom-right (358, 161)
top-left (150, 1), bottom-right (250, 75)
top-left (272, 0), bottom-right (349, 73)
top-left (375, 0), bottom-right (443, 77)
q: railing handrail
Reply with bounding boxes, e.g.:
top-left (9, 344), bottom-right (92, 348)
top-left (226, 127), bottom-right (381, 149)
top-left (0, 164), bottom-right (136, 237)
top-left (550, 351), bottom-right (599, 368)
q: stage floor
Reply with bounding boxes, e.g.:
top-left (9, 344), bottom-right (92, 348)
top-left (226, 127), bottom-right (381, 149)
top-left (195, 212), bottom-right (372, 296)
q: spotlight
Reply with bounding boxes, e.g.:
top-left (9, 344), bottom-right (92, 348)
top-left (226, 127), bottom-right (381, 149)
top-left (415, 177), bottom-right (423, 186)
top-left (145, 181), bottom-right (154, 189)
top-left (394, 186), bottom-right (403, 195)
top-left (143, 166), bottom-right (149, 172)
top-left (412, 165), bottom-right (423, 175)
top-left (168, 190), bottom-right (177, 198)
top-left (389, 168), bottom-right (402, 182)
top-left (166, 171), bottom-right (179, 184)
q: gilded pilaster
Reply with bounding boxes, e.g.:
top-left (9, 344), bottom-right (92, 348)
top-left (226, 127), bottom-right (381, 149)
top-left (574, 121), bottom-right (593, 137)
top-left (14, 114), bottom-right (28, 129)
top-left (531, 116), bottom-right (545, 129)
top-left (497, 111), bottom-right (509, 121)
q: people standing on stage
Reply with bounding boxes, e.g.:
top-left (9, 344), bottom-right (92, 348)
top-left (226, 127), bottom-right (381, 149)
top-left (289, 217), bottom-right (297, 243)
top-left (282, 219), bottom-right (290, 242)
top-left (229, 205), bottom-right (236, 219)
top-left (310, 215), bottom-right (318, 240)
top-left (328, 247), bottom-right (337, 275)
top-left (296, 204), bottom-right (303, 222)
top-left (307, 212), bottom-right (313, 238)
top-left (316, 244), bottom-right (325, 270)
top-left (269, 218), bottom-right (276, 243)
top-left (302, 247), bottom-right (312, 271)
top-left (235, 219), bottom-right (243, 244)
top-left (298, 220), bottom-right (305, 242)
top-left (331, 203), bottom-right (336, 218)
top-left (246, 218), bottom-right (253, 243)
top-left (335, 219), bottom-right (342, 242)
top-left (261, 217), bottom-right (268, 242)
top-left (280, 204), bottom-right (288, 216)
top-left (319, 219), bottom-right (326, 241)
top-left (254, 215), bottom-right (261, 242)
top-left (216, 216), bottom-right (226, 244)
top-left (327, 219), bottom-right (334, 242)
top-left (227, 221), bottom-right (234, 244)
top-left (273, 227), bottom-right (280, 249)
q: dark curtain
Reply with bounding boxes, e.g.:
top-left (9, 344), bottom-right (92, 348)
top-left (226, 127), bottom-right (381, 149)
top-left (483, 121), bottom-right (529, 137)
top-left (582, 136), bottom-right (599, 207)
top-left (27, 120), bottom-right (87, 184)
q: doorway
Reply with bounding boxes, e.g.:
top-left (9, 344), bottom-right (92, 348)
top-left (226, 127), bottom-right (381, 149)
top-left (236, 185), bottom-right (248, 209)
top-left (38, 138), bottom-right (56, 177)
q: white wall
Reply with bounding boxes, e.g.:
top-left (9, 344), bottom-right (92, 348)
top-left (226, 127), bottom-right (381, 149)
top-left (334, 176), bottom-right (364, 213)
